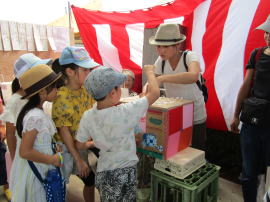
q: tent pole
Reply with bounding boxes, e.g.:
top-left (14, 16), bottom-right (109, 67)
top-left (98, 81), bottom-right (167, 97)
top-left (68, 1), bottom-right (72, 29)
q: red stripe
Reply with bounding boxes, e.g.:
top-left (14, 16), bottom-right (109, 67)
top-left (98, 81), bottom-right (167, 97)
top-left (71, 0), bottom-right (204, 27)
top-left (72, 9), bottom-right (103, 65)
top-left (183, 13), bottom-right (194, 50)
top-left (202, 0), bottom-right (233, 130)
top-left (110, 25), bottom-right (142, 92)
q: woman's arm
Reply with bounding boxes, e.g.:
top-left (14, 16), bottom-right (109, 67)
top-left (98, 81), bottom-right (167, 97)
top-left (157, 61), bottom-right (200, 84)
top-left (230, 69), bottom-right (254, 133)
top-left (20, 129), bottom-right (61, 167)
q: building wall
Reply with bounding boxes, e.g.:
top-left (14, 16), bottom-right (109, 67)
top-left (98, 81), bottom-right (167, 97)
top-left (0, 51), bottom-right (61, 82)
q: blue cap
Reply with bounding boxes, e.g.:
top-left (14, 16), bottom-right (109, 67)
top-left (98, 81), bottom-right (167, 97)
top-left (59, 46), bottom-right (99, 69)
top-left (14, 53), bottom-right (52, 78)
top-left (84, 66), bottom-right (127, 100)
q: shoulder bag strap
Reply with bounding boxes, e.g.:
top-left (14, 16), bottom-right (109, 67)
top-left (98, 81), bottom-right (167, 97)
top-left (183, 50), bottom-right (203, 90)
top-left (161, 60), bottom-right (165, 74)
top-left (28, 161), bottom-right (44, 183)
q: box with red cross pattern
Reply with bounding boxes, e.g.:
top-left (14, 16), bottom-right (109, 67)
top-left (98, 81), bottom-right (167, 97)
top-left (121, 96), bottom-right (194, 160)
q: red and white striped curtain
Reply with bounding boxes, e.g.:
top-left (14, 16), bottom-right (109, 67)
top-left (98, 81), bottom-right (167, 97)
top-left (72, 0), bottom-right (270, 131)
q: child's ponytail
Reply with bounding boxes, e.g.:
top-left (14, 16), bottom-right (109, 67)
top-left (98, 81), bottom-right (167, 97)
top-left (16, 94), bottom-right (40, 138)
top-left (11, 78), bottom-right (20, 94)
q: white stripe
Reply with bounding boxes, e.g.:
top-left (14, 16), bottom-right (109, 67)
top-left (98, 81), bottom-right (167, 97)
top-left (214, 0), bottom-right (260, 129)
top-left (191, 0), bottom-right (211, 74)
top-left (126, 23), bottom-right (145, 68)
top-left (93, 24), bottom-right (122, 72)
top-left (164, 17), bottom-right (184, 24)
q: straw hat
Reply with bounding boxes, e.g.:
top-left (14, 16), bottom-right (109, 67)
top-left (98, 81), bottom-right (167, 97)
top-left (19, 64), bottom-right (62, 99)
top-left (256, 15), bottom-right (270, 33)
top-left (149, 24), bottom-right (186, 46)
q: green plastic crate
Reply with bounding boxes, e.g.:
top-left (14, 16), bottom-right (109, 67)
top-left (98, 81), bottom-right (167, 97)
top-left (151, 163), bottom-right (220, 202)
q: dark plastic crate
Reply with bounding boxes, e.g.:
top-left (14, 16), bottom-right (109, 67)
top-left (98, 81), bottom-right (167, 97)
top-left (151, 163), bottom-right (220, 202)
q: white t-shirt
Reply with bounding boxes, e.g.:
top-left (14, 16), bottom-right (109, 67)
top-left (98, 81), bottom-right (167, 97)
top-left (0, 93), bottom-right (27, 125)
top-left (76, 97), bottom-right (149, 172)
top-left (154, 51), bottom-right (206, 124)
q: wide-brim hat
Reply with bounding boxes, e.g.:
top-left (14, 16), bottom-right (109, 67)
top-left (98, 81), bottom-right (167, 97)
top-left (256, 15), bottom-right (270, 33)
top-left (19, 64), bottom-right (62, 99)
top-left (149, 23), bottom-right (186, 46)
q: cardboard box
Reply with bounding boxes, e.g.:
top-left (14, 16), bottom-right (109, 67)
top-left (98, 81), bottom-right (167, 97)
top-left (121, 97), bottom-right (194, 159)
top-left (154, 147), bottom-right (206, 179)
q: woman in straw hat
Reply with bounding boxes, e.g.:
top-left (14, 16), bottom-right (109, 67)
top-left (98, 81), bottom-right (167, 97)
top-left (231, 15), bottom-right (270, 202)
top-left (149, 23), bottom-right (207, 151)
top-left (11, 64), bottom-right (64, 202)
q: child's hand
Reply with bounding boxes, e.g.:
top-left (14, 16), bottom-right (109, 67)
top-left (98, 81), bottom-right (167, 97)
top-left (85, 140), bottom-right (95, 149)
top-left (51, 153), bottom-right (62, 167)
top-left (143, 65), bottom-right (155, 73)
top-left (76, 158), bottom-right (90, 178)
top-left (55, 144), bottom-right (63, 153)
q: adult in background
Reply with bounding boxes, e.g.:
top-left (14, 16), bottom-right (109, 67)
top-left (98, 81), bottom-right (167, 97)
top-left (122, 69), bottom-right (137, 96)
top-left (231, 15), bottom-right (270, 202)
top-left (149, 23), bottom-right (207, 151)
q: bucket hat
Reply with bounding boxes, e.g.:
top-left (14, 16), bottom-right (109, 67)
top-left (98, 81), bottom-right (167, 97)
top-left (19, 64), bottom-right (62, 99)
top-left (149, 24), bottom-right (186, 46)
top-left (59, 46), bottom-right (99, 69)
top-left (84, 66), bottom-right (127, 100)
top-left (14, 53), bottom-right (52, 78)
top-left (256, 15), bottom-right (270, 33)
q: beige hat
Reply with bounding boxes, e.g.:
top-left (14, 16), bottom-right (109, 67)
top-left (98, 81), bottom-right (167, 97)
top-left (256, 15), bottom-right (270, 32)
top-left (19, 64), bottom-right (62, 99)
top-left (149, 23), bottom-right (186, 46)
top-left (122, 69), bottom-right (135, 79)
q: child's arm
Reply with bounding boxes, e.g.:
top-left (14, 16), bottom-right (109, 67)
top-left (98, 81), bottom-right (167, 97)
top-left (5, 122), bottom-right (16, 160)
top-left (58, 126), bottom-right (89, 178)
top-left (144, 65), bottom-right (160, 105)
top-left (76, 139), bottom-right (95, 150)
top-left (20, 129), bottom-right (61, 167)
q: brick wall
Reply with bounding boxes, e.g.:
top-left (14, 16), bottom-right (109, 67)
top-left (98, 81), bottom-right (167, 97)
top-left (0, 51), bottom-right (61, 82)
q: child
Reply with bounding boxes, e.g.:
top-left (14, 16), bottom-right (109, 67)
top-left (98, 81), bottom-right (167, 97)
top-left (122, 69), bottom-right (137, 96)
top-left (52, 46), bottom-right (99, 202)
top-left (0, 86), bottom-right (11, 201)
top-left (76, 65), bottom-right (159, 201)
top-left (0, 54), bottom-right (52, 201)
top-left (11, 64), bottom-right (63, 202)
top-left (0, 53), bottom-right (52, 160)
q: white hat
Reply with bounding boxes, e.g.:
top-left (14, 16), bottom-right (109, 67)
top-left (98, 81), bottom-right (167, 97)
top-left (149, 24), bottom-right (186, 46)
top-left (14, 53), bottom-right (52, 78)
top-left (256, 15), bottom-right (270, 33)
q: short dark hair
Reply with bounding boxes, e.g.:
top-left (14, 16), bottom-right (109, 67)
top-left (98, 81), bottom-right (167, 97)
top-left (93, 86), bottom-right (119, 101)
